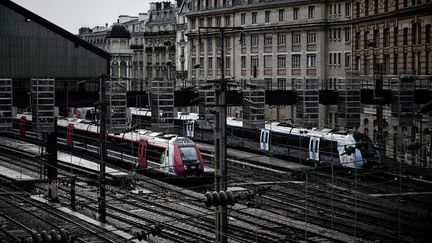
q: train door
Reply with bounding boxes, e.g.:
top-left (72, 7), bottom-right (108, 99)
top-left (309, 137), bottom-right (320, 161)
top-left (67, 124), bottom-right (74, 146)
top-left (137, 140), bottom-right (147, 167)
top-left (260, 129), bottom-right (270, 151)
top-left (186, 120), bottom-right (194, 137)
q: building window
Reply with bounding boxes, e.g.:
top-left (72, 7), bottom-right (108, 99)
top-left (208, 57), bottom-right (213, 69)
top-left (264, 34), bottom-right (272, 46)
top-left (338, 3), bottom-right (342, 15)
top-left (192, 57), bottom-right (196, 66)
top-left (292, 54), bottom-right (301, 68)
top-left (364, 31), bottom-right (370, 48)
top-left (365, 0), bottom-right (369, 16)
top-left (307, 54), bottom-right (316, 67)
top-left (225, 37), bottom-right (230, 48)
top-left (277, 55), bottom-right (286, 68)
top-left (277, 78), bottom-right (286, 90)
top-left (241, 13), bottom-right (246, 25)
top-left (393, 53), bottom-right (398, 74)
top-left (394, 27), bottom-right (399, 46)
top-left (207, 38), bottom-right (213, 50)
top-left (264, 55), bottom-right (272, 68)
top-left (199, 18), bottom-right (204, 27)
top-left (265, 11), bottom-right (271, 23)
top-left (225, 15), bottom-right (230, 26)
top-left (345, 52), bottom-right (351, 68)
top-left (216, 38), bottom-right (222, 49)
top-left (293, 8), bottom-right (299, 20)
top-left (403, 27), bottom-right (408, 45)
top-left (384, 0), bottom-right (389, 12)
top-left (356, 2), bottom-right (360, 18)
top-left (251, 56), bottom-right (259, 69)
top-left (226, 57), bottom-right (230, 69)
top-left (308, 6), bottom-right (315, 19)
top-left (191, 18), bottom-right (196, 29)
top-left (338, 53), bottom-right (341, 65)
top-left (345, 28), bottom-right (351, 42)
top-left (307, 31), bottom-right (316, 43)
top-left (426, 25), bottom-right (431, 43)
top-left (265, 78), bottom-right (272, 90)
top-left (364, 56), bottom-right (369, 74)
top-left (383, 28), bottom-right (390, 47)
top-left (241, 56), bottom-right (246, 69)
top-left (277, 33), bottom-right (286, 45)
top-left (292, 32), bottom-right (301, 44)
top-left (240, 34), bottom-right (246, 47)
top-left (252, 12), bottom-right (257, 24)
top-left (207, 17), bottom-right (212, 27)
top-left (338, 28), bottom-right (342, 39)
top-left (216, 17), bottom-right (221, 27)
top-left (412, 23), bottom-right (419, 45)
top-left (329, 53), bottom-right (333, 66)
top-left (279, 9), bottom-right (285, 21)
top-left (345, 2), bottom-right (351, 16)
top-left (216, 57), bottom-right (222, 69)
top-left (251, 35), bottom-right (259, 46)
top-left (383, 54), bottom-right (390, 74)
top-left (374, 30), bottom-right (380, 48)
top-left (199, 57), bottom-right (204, 69)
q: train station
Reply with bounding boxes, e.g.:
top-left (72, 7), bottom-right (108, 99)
top-left (0, 0), bottom-right (431, 242)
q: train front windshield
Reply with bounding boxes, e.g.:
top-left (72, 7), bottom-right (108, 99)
top-left (353, 133), bottom-right (377, 157)
top-left (180, 147), bottom-right (199, 162)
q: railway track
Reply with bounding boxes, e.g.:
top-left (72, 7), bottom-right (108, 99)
top-left (2, 135), bottom-right (431, 242)
top-left (201, 149), bottom-right (432, 242)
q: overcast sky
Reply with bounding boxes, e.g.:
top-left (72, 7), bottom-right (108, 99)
top-left (12, 0), bottom-right (152, 34)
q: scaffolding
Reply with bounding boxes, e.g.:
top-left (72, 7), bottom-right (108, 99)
top-left (31, 78), bottom-right (55, 133)
top-left (0, 78), bottom-right (12, 132)
top-left (242, 79), bottom-right (265, 129)
top-left (151, 75), bottom-right (174, 133)
top-left (391, 76), bottom-right (414, 127)
top-left (296, 78), bottom-right (319, 128)
top-left (106, 80), bottom-right (127, 134)
top-left (337, 71), bottom-right (361, 129)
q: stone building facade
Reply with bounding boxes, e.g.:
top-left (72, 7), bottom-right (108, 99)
top-left (184, 0), bottom-right (354, 128)
top-left (144, 2), bottom-right (177, 84)
top-left (352, 0), bottom-right (432, 160)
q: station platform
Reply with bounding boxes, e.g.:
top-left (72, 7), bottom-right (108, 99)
top-left (31, 195), bottom-right (142, 243)
top-left (0, 137), bottom-right (128, 179)
top-left (0, 165), bottom-right (34, 182)
top-left (196, 142), bottom-right (311, 172)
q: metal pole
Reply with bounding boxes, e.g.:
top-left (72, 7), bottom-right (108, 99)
top-left (99, 76), bottom-right (107, 223)
top-left (47, 118), bottom-right (58, 201)
top-left (215, 28), bottom-right (228, 243)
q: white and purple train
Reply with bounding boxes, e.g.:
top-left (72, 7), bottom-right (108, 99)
top-left (15, 113), bottom-right (205, 176)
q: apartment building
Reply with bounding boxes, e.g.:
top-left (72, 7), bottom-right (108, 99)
top-left (352, 0), bottom-right (432, 159)
top-left (185, 0), bottom-right (353, 128)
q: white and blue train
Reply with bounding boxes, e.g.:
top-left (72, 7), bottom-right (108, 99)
top-left (130, 109), bottom-right (381, 169)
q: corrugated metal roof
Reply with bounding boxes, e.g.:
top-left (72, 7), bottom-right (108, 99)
top-left (1, 0), bottom-right (110, 60)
